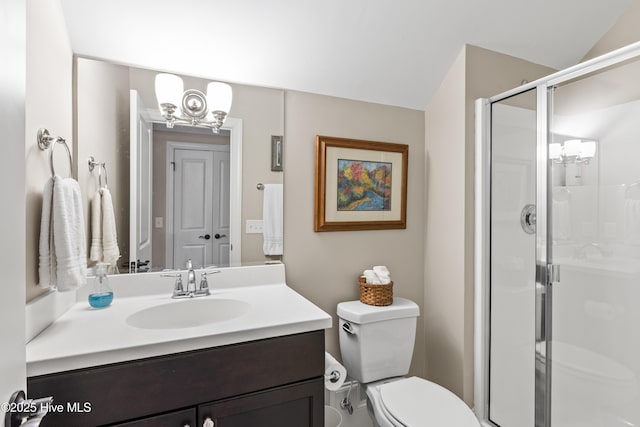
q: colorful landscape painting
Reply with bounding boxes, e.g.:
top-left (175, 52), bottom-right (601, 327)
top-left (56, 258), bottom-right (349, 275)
top-left (337, 159), bottom-right (392, 211)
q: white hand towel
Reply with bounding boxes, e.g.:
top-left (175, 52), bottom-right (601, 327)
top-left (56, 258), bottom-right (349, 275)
top-left (363, 270), bottom-right (381, 284)
top-left (89, 190), bottom-right (103, 263)
top-left (38, 177), bottom-right (56, 288)
top-left (262, 184), bottom-right (283, 255)
top-left (52, 177), bottom-right (87, 291)
top-left (373, 265), bottom-right (392, 284)
top-left (101, 188), bottom-right (120, 265)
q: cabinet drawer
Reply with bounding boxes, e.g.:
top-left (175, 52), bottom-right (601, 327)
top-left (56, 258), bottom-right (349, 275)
top-left (198, 378), bottom-right (324, 427)
top-left (114, 408), bottom-right (196, 427)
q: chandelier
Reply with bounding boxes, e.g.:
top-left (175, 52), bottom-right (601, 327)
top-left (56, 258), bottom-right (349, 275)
top-left (155, 73), bottom-right (232, 133)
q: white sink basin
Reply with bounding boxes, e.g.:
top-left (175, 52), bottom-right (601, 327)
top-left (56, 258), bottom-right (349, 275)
top-left (126, 298), bottom-right (250, 329)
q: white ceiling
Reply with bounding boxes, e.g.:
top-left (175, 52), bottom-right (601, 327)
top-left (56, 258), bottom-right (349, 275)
top-left (59, 0), bottom-right (632, 110)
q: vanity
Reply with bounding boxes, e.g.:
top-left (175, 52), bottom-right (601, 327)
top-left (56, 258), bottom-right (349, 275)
top-left (26, 264), bottom-right (332, 426)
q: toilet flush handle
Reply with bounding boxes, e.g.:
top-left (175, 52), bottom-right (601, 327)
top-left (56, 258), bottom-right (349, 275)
top-left (342, 321), bottom-right (355, 335)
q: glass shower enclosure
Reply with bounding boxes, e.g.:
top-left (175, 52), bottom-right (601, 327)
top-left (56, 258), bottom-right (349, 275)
top-left (475, 42), bottom-right (640, 427)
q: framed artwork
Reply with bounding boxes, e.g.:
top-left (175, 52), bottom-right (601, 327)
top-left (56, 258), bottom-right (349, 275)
top-left (314, 135), bottom-right (408, 231)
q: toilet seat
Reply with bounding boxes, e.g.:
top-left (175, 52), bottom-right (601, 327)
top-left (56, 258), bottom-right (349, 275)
top-left (367, 377), bottom-right (480, 427)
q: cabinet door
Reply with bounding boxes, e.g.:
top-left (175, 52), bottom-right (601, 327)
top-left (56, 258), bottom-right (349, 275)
top-left (198, 379), bottom-right (323, 427)
top-left (114, 408), bottom-right (196, 427)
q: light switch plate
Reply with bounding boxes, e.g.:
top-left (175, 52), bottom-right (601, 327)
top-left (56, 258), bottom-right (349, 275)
top-left (154, 217), bottom-right (164, 228)
top-left (246, 220), bottom-right (263, 234)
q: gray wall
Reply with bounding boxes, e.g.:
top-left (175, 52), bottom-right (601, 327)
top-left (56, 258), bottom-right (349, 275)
top-left (283, 90), bottom-right (427, 377)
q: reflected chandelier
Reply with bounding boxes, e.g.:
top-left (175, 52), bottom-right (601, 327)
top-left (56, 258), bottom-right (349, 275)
top-left (549, 139), bottom-right (597, 165)
top-left (155, 73), bottom-right (232, 133)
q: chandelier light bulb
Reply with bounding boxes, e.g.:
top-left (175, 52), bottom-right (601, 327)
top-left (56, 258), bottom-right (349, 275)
top-left (206, 82), bottom-right (233, 114)
top-left (155, 73), bottom-right (184, 113)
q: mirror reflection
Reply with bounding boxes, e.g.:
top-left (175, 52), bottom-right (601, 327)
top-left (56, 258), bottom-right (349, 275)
top-left (75, 58), bottom-right (284, 274)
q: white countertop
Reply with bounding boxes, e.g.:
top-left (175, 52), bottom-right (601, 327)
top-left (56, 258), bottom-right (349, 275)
top-left (26, 265), bottom-right (332, 377)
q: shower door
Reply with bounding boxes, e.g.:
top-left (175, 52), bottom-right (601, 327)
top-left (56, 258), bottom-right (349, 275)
top-left (486, 89), bottom-right (539, 427)
top-left (548, 56), bottom-right (640, 427)
top-left (478, 42), bottom-right (640, 427)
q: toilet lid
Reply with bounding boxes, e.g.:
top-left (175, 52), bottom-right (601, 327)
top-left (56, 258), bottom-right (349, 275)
top-left (379, 377), bottom-right (480, 427)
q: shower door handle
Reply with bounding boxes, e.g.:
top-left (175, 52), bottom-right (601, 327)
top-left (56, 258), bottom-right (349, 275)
top-left (535, 283), bottom-right (546, 342)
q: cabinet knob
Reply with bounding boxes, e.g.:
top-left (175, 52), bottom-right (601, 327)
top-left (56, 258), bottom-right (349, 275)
top-left (203, 418), bottom-right (215, 427)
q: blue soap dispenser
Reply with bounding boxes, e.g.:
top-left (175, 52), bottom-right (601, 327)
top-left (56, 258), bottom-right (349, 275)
top-left (89, 263), bottom-right (114, 309)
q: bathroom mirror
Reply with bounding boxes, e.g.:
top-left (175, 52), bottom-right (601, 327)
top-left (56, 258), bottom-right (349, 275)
top-left (75, 57), bottom-right (284, 274)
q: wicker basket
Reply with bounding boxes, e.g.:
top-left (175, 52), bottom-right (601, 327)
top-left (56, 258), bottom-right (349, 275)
top-left (359, 276), bottom-right (393, 306)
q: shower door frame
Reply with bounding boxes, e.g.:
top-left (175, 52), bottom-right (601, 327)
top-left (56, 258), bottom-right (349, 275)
top-left (474, 40), bottom-right (640, 427)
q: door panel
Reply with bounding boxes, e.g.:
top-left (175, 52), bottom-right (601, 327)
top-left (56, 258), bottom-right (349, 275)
top-left (549, 58), bottom-right (640, 427)
top-left (0, 0), bottom-right (27, 405)
top-left (173, 149), bottom-right (214, 268)
top-left (489, 91), bottom-right (537, 427)
top-left (212, 150), bottom-right (230, 266)
top-left (130, 90), bottom-right (153, 268)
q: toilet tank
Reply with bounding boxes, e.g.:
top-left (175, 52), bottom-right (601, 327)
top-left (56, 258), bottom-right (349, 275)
top-left (337, 297), bottom-right (420, 383)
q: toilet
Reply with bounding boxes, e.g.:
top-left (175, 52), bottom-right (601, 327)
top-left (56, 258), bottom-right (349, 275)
top-left (338, 297), bottom-right (480, 427)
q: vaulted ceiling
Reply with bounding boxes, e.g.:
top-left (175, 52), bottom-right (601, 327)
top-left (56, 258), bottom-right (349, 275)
top-left (59, 0), bottom-right (633, 110)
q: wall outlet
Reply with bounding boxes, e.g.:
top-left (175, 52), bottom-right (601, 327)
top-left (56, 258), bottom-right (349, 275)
top-left (246, 220), bottom-right (263, 234)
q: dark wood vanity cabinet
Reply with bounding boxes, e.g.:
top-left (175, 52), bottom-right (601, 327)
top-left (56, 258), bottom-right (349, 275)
top-left (27, 330), bottom-right (325, 427)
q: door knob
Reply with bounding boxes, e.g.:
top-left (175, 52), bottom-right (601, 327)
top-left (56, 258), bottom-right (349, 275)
top-left (214, 234), bottom-right (227, 239)
top-left (198, 234), bottom-right (211, 240)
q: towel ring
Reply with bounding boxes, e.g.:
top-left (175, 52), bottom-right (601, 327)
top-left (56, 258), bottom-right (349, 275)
top-left (37, 128), bottom-right (72, 177)
top-left (88, 156), bottom-right (108, 189)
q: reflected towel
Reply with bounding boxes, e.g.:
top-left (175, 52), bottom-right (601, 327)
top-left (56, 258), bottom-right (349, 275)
top-left (262, 184), bottom-right (283, 255)
top-left (89, 188), bottom-right (120, 266)
top-left (101, 188), bottom-right (120, 265)
top-left (89, 190), bottom-right (102, 262)
top-left (38, 176), bottom-right (87, 291)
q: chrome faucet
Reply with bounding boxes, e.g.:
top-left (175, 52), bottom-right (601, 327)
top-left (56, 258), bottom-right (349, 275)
top-left (185, 259), bottom-right (197, 293)
top-left (162, 259), bottom-right (221, 298)
top-left (574, 242), bottom-right (612, 259)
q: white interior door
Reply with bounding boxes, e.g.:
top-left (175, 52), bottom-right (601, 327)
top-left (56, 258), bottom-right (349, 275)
top-left (130, 90), bottom-right (153, 269)
top-left (172, 146), bottom-right (230, 268)
top-left (212, 150), bottom-right (231, 266)
top-left (1, 0), bottom-right (27, 406)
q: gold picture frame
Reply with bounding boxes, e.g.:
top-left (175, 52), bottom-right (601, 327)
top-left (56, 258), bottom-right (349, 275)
top-left (314, 135), bottom-right (408, 232)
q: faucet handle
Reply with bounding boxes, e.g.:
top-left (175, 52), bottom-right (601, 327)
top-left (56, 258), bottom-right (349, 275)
top-left (186, 259), bottom-right (193, 269)
top-left (161, 272), bottom-right (185, 295)
top-left (197, 270), bottom-right (220, 295)
top-left (161, 272), bottom-right (182, 278)
top-left (174, 276), bottom-right (184, 293)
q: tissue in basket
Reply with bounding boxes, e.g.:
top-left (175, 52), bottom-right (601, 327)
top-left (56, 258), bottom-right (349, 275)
top-left (359, 276), bottom-right (393, 306)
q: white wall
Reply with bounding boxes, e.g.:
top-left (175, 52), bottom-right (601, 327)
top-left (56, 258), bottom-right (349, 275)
top-left (25, 0), bottom-right (73, 301)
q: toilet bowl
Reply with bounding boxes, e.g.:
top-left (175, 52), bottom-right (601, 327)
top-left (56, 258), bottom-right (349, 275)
top-left (338, 298), bottom-right (480, 427)
top-left (365, 377), bottom-right (480, 427)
